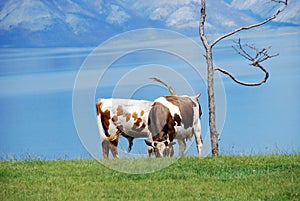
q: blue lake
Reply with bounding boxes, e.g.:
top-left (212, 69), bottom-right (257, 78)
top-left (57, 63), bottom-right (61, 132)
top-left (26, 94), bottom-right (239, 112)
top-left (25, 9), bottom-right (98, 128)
top-left (0, 31), bottom-right (299, 159)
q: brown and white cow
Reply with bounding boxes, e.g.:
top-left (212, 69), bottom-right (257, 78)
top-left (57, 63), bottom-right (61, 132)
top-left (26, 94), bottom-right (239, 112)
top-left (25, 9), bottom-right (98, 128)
top-left (96, 77), bottom-right (177, 159)
top-left (96, 98), bottom-right (151, 158)
top-left (145, 94), bottom-right (203, 157)
top-left (96, 98), bottom-right (177, 159)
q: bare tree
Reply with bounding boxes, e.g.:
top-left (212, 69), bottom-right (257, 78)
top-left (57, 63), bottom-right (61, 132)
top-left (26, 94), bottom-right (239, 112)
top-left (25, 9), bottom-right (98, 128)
top-left (199, 0), bottom-right (288, 156)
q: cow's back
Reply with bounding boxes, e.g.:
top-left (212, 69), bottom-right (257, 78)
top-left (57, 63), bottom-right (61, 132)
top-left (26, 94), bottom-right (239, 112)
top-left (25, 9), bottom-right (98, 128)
top-left (149, 95), bottom-right (201, 140)
top-left (97, 98), bottom-right (152, 137)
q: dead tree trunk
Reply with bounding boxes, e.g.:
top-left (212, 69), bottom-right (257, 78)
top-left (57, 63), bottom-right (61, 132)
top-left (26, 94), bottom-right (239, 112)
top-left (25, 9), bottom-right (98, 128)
top-left (206, 48), bottom-right (219, 156)
top-left (199, 0), bottom-right (287, 156)
top-left (200, 0), bottom-right (219, 156)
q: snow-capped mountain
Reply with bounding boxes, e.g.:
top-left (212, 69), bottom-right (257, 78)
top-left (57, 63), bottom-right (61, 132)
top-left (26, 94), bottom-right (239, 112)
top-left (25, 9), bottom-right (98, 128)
top-left (0, 0), bottom-right (133, 46)
top-left (0, 0), bottom-right (298, 47)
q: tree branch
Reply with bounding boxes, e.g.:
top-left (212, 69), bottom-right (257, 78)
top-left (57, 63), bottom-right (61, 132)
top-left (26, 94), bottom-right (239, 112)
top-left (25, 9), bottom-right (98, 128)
top-left (215, 66), bottom-right (269, 86)
top-left (232, 39), bottom-right (279, 65)
top-left (215, 39), bottom-right (279, 86)
top-left (232, 39), bottom-right (252, 61)
top-left (211, 0), bottom-right (288, 48)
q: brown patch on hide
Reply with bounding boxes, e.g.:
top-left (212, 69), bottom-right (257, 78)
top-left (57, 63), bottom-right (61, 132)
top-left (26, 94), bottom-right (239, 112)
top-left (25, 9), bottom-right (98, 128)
top-left (96, 100), bottom-right (111, 137)
top-left (165, 96), bottom-right (196, 129)
top-left (173, 113), bottom-right (182, 126)
top-left (134, 118), bottom-right (142, 127)
top-left (117, 105), bottom-right (123, 116)
top-left (148, 102), bottom-right (176, 142)
top-left (125, 113), bottom-right (131, 122)
top-left (132, 118), bottom-right (146, 132)
top-left (132, 112), bottom-right (138, 120)
top-left (96, 101), bottom-right (102, 116)
top-left (101, 109), bottom-right (111, 137)
top-left (111, 115), bottom-right (118, 123)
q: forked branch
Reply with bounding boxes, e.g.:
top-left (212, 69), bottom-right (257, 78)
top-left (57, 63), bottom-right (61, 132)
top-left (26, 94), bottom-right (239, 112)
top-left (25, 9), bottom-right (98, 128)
top-left (215, 39), bottom-right (279, 86)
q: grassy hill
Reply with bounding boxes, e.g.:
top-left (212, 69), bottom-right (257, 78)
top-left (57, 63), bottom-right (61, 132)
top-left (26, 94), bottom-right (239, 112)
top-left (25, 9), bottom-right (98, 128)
top-left (1, 155), bottom-right (299, 200)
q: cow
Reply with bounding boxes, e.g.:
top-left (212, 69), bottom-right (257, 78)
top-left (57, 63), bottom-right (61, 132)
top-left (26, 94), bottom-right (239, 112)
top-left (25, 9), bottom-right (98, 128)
top-left (96, 78), bottom-right (176, 159)
top-left (145, 94), bottom-right (203, 157)
top-left (96, 98), bottom-right (151, 158)
top-left (96, 99), bottom-right (177, 159)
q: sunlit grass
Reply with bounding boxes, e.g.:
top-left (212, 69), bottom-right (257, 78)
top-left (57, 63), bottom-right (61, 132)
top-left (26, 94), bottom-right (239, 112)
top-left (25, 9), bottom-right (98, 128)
top-left (1, 155), bottom-right (299, 200)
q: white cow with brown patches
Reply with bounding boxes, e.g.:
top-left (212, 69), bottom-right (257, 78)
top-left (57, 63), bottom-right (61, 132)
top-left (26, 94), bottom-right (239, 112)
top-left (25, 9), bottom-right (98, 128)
top-left (145, 94), bottom-right (203, 157)
top-left (96, 77), bottom-right (178, 159)
top-left (96, 98), bottom-right (177, 159)
top-left (96, 99), bottom-right (152, 159)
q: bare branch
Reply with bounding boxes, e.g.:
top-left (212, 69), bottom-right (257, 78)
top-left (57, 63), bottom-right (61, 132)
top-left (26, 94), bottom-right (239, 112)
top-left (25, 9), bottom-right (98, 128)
top-left (211, 0), bottom-right (288, 47)
top-left (215, 39), bottom-right (280, 86)
top-left (149, 77), bottom-right (176, 95)
top-left (232, 39), bottom-right (279, 66)
top-left (232, 39), bottom-right (252, 61)
top-left (272, 0), bottom-right (287, 5)
top-left (215, 65), bottom-right (269, 86)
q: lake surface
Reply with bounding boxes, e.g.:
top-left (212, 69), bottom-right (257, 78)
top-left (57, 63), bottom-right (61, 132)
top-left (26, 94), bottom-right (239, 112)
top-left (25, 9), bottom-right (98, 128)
top-left (0, 31), bottom-right (299, 159)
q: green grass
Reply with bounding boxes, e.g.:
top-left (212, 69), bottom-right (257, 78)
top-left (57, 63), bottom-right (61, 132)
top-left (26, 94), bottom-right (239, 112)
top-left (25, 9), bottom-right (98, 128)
top-left (1, 155), bottom-right (299, 201)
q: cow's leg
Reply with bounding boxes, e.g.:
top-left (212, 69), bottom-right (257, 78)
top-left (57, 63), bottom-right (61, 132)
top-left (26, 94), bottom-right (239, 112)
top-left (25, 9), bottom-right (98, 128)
top-left (169, 145), bottom-right (175, 157)
top-left (109, 139), bottom-right (119, 158)
top-left (127, 137), bottom-right (134, 152)
top-left (102, 140), bottom-right (109, 159)
top-left (148, 146), bottom-right (154, 157)
top-left (121, 132), bottom-right (134, 152)
top-left (193, 124), bottom-right (203, 157)
top-left (165, 142), bottom-right (175, 157)
top-left (178, 138), bottom-right (186, 156)
top-left (106, 130), bottom-right (121, 158)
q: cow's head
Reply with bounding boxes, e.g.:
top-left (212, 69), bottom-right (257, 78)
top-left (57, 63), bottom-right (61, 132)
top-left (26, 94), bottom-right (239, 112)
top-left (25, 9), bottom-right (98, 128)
top-left (144, 139), bottom-right (176, 157)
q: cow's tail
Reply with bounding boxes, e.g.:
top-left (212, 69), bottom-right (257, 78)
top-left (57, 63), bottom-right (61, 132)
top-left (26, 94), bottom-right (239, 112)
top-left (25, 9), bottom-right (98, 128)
top-left (96, 101), bottom-right (109, 141)
top-left (149, 77), bottom-right (176, 95)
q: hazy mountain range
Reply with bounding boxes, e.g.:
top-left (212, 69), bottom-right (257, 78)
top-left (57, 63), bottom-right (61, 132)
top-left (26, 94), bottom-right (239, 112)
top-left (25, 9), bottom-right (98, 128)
top-left (0, 0), bottom-right (299, 47)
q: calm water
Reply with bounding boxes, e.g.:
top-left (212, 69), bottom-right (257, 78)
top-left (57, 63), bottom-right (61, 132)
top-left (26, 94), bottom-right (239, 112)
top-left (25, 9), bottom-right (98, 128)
top-left (1, 31), bottom-right (299, 159)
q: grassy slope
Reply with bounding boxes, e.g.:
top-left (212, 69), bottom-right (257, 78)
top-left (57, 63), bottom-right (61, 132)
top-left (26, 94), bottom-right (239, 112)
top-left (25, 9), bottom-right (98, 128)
top-left (0, 155), bottom-right (299, 201)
